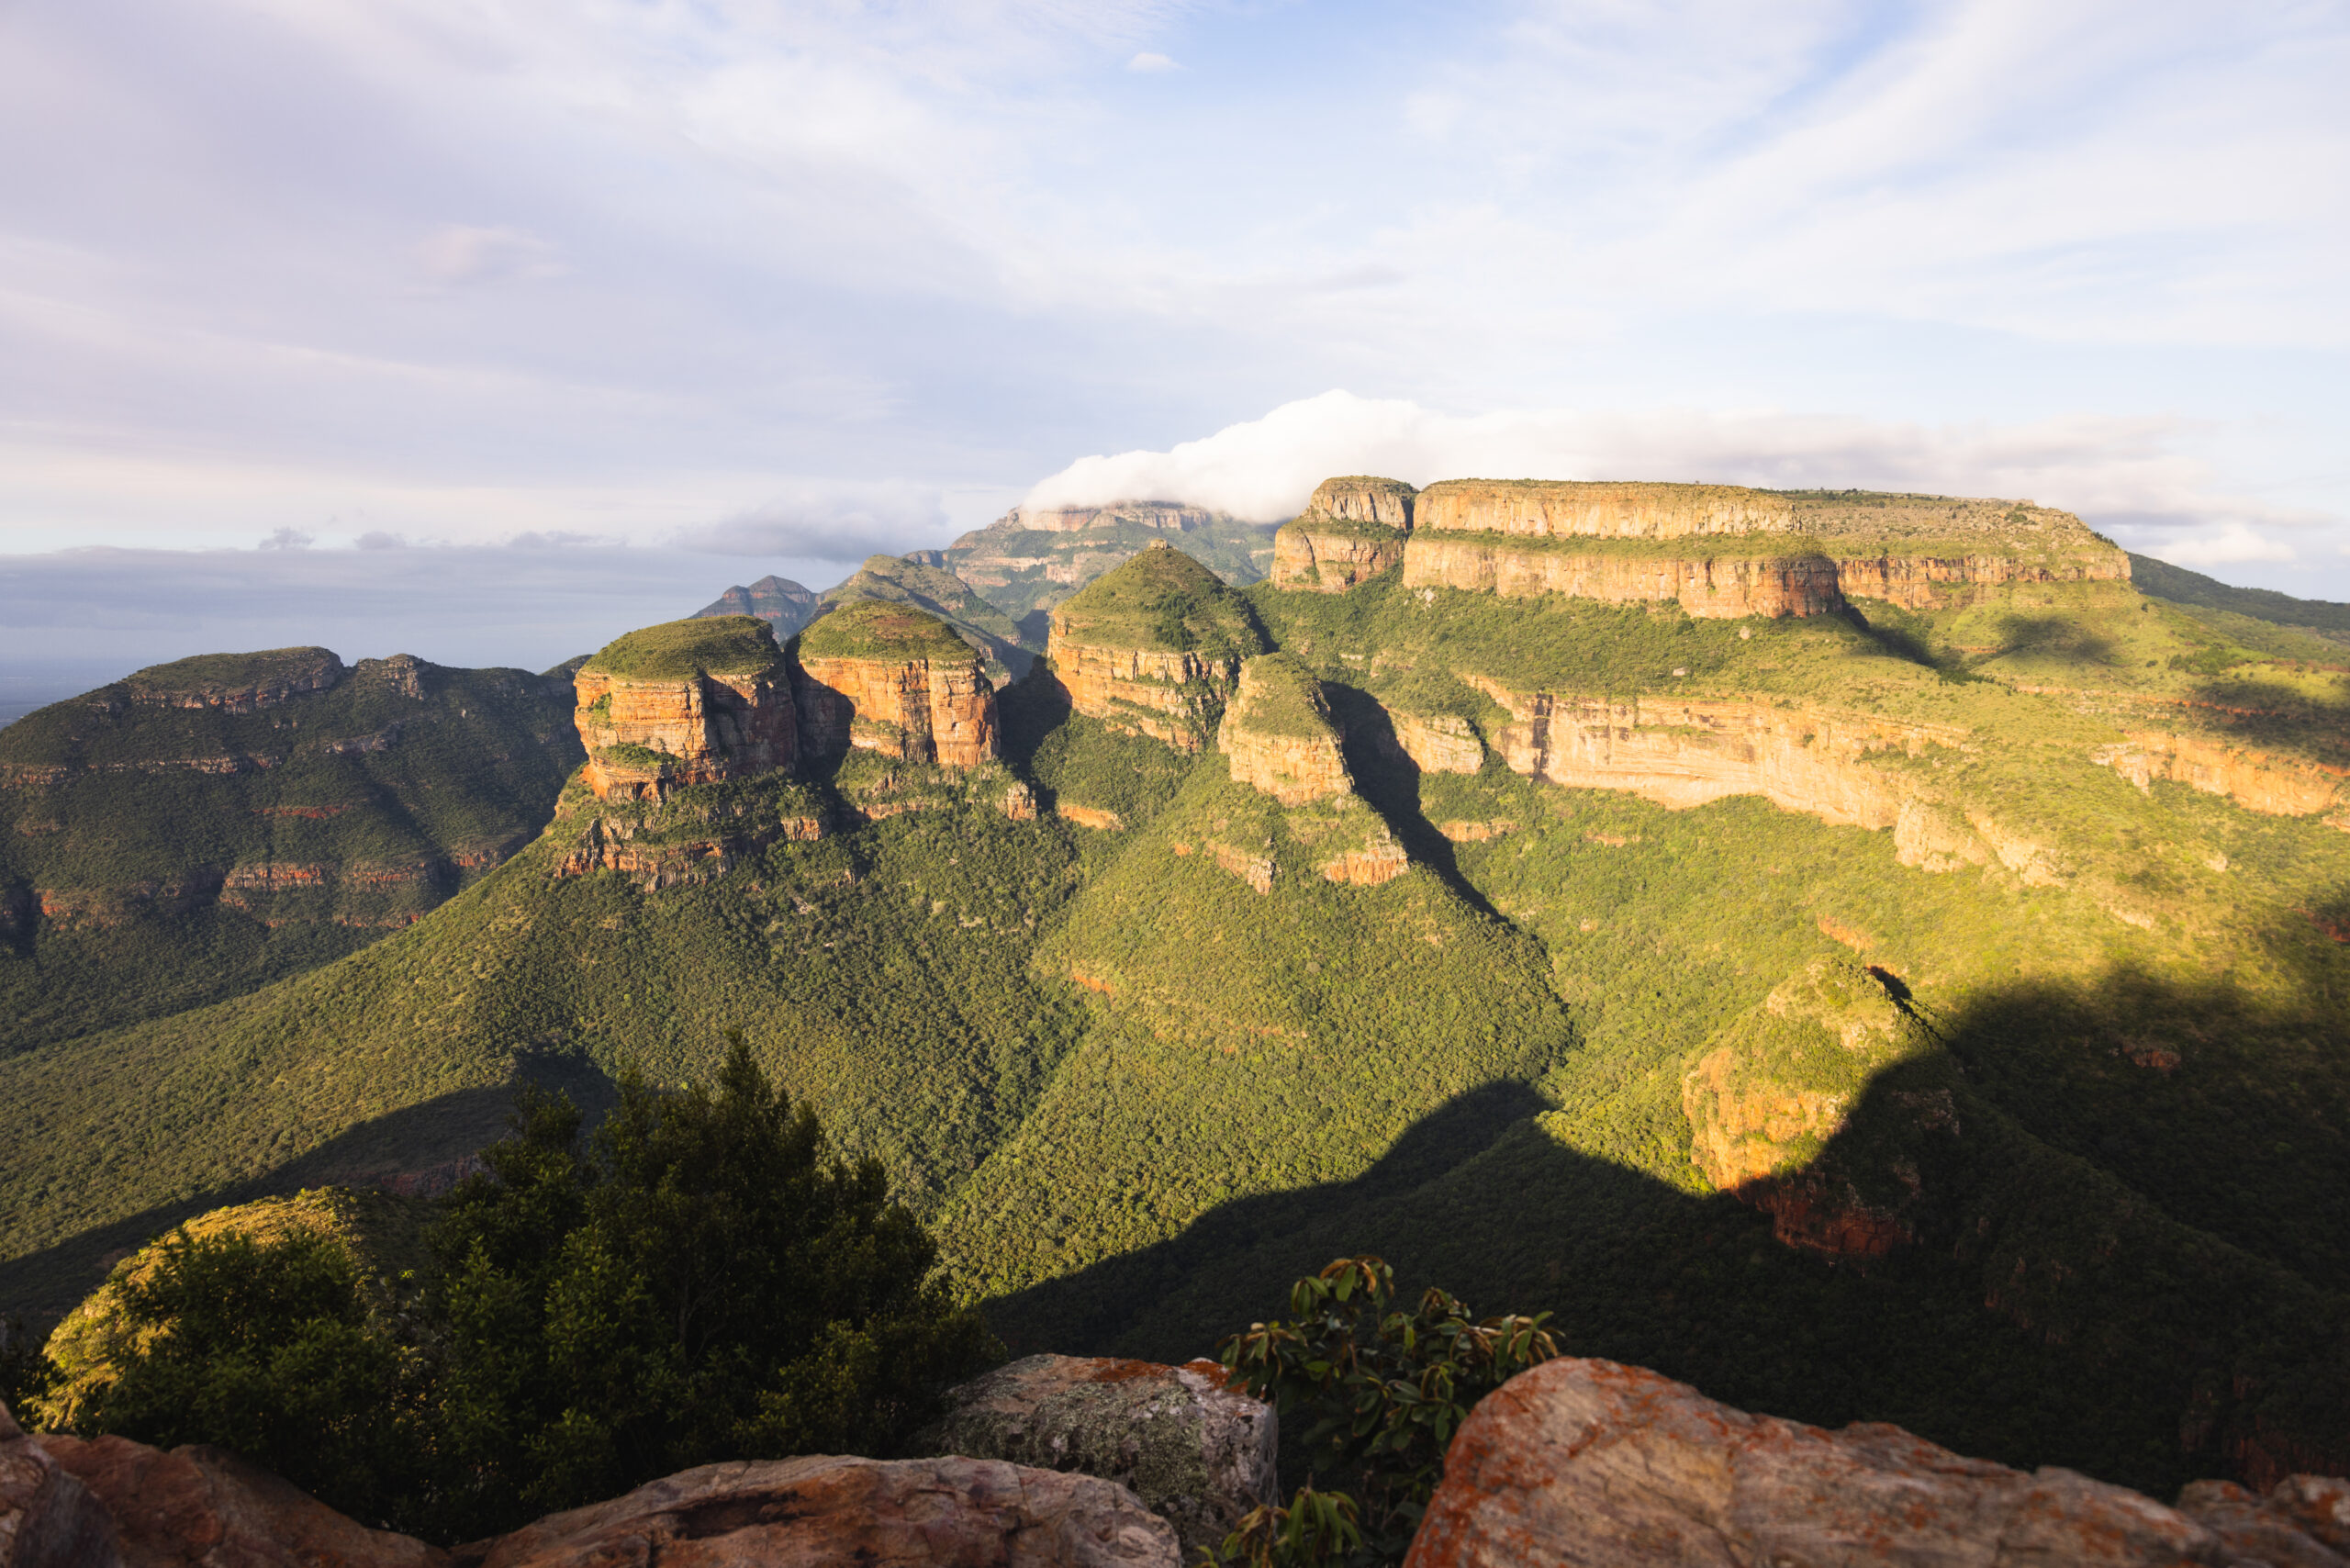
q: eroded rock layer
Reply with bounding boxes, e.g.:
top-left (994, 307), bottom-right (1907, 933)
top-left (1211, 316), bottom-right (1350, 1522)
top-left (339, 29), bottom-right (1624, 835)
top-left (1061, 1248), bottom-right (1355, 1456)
top-left (1217, 655), bottom-right (1353, 806)
top-left (1046, 543), bottom-right (1264, 751)
top-left (794, 600), bottom-right (999, 768)
top-left (1401, 538), bottom-right (1846, 617)
top-left (575, 618), bottom-right (797, 802)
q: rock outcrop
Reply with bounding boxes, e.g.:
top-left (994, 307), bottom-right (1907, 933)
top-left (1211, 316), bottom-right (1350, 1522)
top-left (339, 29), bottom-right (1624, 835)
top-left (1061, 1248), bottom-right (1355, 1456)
top-left (906, 1354), bottom-right (1276, 1554)
top-left (819, 555), bottom-right (1035, 682)
top-left (119, 649), bottom-right (347, 714)
top-left (575, 617), bottom-right (796, 802)
top-left (943, 501), bottom-right (1278, 620)
top-left (2095, 733), bottom-right (2347, 818)
top-left (1217, 655), bottom-right (1352, 806)
top-left (1046, 545), bottom-right (1266, 752)
top-left (1270, 477), bottom-right (1416, 591)
top-left (795, 600), bottom-right (999, 768)
top-left (2, 1400), bottom-right (118, 1568)
top-left (2178, 1476), bottom-right (2350, 1566)
top-left (39, 1435), bottom-right (444, 1568)
top-left (1406, 1357), bottom-right (2247, 1567)
top-left (1270, 476), bottom-right (2128, 618)
top-left (473, 1456), bottom-right (1177, 1568)
top-left (693, 575), bottom-right (820, 637)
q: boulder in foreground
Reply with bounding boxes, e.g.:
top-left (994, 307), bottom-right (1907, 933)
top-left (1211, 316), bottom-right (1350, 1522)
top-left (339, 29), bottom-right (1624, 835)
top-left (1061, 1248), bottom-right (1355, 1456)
top-left (906, 1354), bottom-right (1275, 1553)
top-left (1407, 1357), bottom-right (2236, 1567)
top-left (465, 1454), bottom-right (1176, 1568)
top-left (1, 1402), bottom-right (117, 1568)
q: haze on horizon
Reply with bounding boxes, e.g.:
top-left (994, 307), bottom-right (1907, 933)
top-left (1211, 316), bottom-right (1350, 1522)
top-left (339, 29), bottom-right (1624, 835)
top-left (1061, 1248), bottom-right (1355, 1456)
top-left (2, 0), bottom-right (2345, 692)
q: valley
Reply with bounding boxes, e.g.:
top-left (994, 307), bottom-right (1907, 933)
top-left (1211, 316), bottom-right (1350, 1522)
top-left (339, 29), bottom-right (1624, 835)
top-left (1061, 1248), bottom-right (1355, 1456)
top-left (5, 476), bottom-right (2348, 1506)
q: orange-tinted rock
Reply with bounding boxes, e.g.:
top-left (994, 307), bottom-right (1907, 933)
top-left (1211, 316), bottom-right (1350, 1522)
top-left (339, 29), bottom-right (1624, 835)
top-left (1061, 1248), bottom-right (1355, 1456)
top-left (1317, 836), bottom-right (1408, 886)
top-left (1046, 644), bottom-right (1239, 750)
top-left (1383, 711), bottom-right (1483, 775)
top-left (1206, 841), bottom-right (1275, 894)
top-left (1416, 479), bottom-right (1795, 540)
top-left (1308, 476), bottom-right (1416, 529)
top-left (1269, 519), bottom-right (1407, 591)
top-left (1060, 803), bottom-right (1125, 832)
top-left (1045, 547), bottom-right (1263, 751)
top-left (469, 1455), bottom-right (1178, 1568)
top-left (2096, 733), bottom-right (2346, 817)
top-left (795, 655), bottom-right (998, 768)
top-left (905, 1354), bottom-right (1278, 1554)
top-left (1402, 536), bottom-right (1847, 617)
top-left (1476, 682), bottom-right (1964, 830)
top-left (1404, 1357), bottom-right (2233, 1568)
top-left (2176, 1479), bottom-right (2350, 1567)
top-left (1217, 656), bottom-right (1352, 807)
top-left (37, 1434), bottom-right (442, 1568)
top-left (2, 1400), bottom-right (119, 1568)
top-left (1437, 819), bottom-right (1515, 843)
top-left (575, 618), bottom-right (796, 802)
top-left (1834, 547), bottom-right (2129, 609)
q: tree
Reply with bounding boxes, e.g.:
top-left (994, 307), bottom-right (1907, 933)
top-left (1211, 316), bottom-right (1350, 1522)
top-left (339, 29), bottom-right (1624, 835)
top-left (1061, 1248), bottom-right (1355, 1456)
top-left (1213, 1257), bottom-right (1559, 1566)
top-left (423, 1033), bottom-right (997, 1537)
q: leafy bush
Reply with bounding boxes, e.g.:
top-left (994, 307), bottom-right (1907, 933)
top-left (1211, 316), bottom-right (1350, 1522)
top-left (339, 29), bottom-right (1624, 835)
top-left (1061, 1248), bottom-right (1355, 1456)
top-left (1211, 1257), bottom-right (1559, 1566)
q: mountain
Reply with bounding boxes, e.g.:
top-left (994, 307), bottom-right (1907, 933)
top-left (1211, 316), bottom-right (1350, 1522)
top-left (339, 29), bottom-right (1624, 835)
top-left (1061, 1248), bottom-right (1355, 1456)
top-left (941, 500), bottom-right (1281, 625)
top-left (817, 554), bottom-right (1036, 681)
top-left (6, 478), bottom-right (2349, 1505)
top-left (692, 575), bottom-right (821, 635)
top-left (0, 647), bottom-right (584, 1054)
top-left (2128, 553), bottom-right (2350, 665)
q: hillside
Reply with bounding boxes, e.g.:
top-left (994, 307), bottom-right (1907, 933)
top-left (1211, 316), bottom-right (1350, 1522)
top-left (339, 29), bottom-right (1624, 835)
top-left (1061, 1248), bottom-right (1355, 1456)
top-left (693, 574), bottom-right (821, 635)
top-left (817, 554), bottom-right (1036, 680)
top-left (6, 484), bottom-right (2349, 1505)
top-left (0, 648), bottom-right (584, 1053)
top-left (941, 501), bottom-right (1279, 623)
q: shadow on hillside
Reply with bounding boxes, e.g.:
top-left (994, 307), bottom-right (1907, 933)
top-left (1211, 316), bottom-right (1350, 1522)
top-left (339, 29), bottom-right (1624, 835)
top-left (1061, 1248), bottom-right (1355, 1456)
top-left (2183, 671), bottom-right (2350, 768)
top-left (985, 951), bottom-right (2350, 1499)
top-left (1319, 684), bottom-right (1503, 922)
top-left (0, 1051), bottom-right (617, 1327)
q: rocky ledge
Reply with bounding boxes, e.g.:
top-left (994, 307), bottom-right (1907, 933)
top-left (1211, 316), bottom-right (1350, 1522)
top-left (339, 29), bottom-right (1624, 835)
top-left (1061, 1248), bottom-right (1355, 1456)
top-left (1270, 476), bottom-right (1418, 592)
top-left (794, 599), bottom-right (999, 768)
top-left (1045, 543), bottom-right (1265, 751)
top-left (574, 616), bottom-right (796, 802)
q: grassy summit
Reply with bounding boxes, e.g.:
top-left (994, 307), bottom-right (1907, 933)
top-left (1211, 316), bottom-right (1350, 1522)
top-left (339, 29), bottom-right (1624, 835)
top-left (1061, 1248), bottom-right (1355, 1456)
top-left (118, 647), bottom-right (343, 700)
top-left (821, 556), bottom-right (1033, 678)
top-left (1225, 653), bottom-right (1339, 741)
top-left (798, 599), bottom-right (979, 664)
top-left (1050, 543), bottom-right (1266, 659)
top-left (582, 616), bottom-right (783, 682)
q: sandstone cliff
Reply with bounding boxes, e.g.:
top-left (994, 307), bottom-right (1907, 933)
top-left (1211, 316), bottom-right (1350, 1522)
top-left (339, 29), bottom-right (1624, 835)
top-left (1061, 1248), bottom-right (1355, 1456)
top-left (818, 554), bottom-right (1034, 680)
top-left (795, 599), bottom-right (999, 768)
top-left (944, 502), bottom-right (1278, 619)
top-left (1212, 654), bottom-right (1408, 887)
top-left (1046, 543), bottom-right (1266, 751)
top-left (574, 616), bottom-right (796, 801)
top-left (1401, 536), bottom-right (1847, 616)
top-left (1270, 476), bottom-right (1418, 591)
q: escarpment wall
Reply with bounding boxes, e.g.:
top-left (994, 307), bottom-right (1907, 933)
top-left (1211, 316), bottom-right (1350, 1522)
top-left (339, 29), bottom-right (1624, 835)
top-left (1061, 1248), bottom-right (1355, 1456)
top-left (1046, 639), bottom-right (1241, 751)
top-left (794, 655), bottom-right (998, 767)
top-left (1270, 518), bottom-right (1409, 591)
top-left (1834, 548), bottom-right (2131, 610)
top-left (1401, 537), bottom-right (1848, 617)
top-left (576, 666), bottom-right (797, 801)
top-left (1416, 480), bottom-right (1798, 540)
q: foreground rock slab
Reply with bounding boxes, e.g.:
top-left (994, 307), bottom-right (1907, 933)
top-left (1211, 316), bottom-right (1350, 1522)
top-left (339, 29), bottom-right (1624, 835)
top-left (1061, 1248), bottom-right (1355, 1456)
top-left (464, 1455), bottom-right (1177, 1568)
top-left (1, 1402), bottom-right (117, 1568)
top-left (2177, 1477), bottom-right (2350, 1567)
top-left (37, 1435), bottom-right (443, 1568)
top-left (1407, 1357), bottom-right (2239, 1567)
top-left (909, 1355), bottom-right (1276, 1552)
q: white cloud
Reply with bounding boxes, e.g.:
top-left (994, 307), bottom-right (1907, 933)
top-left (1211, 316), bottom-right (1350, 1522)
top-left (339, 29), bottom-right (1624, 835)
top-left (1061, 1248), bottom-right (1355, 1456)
top-left (1023, 391), bottom-right (2339, 551)
top-left (2157, 522), bottom-right (2299, 567)
top-left (669, 484), bottom-right (955, 561)
top-left (1126, 51), bottom-right (1179, 73)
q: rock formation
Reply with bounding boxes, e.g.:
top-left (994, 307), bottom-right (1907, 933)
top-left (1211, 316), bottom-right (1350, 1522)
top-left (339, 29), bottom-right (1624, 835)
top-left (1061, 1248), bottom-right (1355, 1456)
top-left (473, 1456), bottom-right (1178, 1568)
top-left (818, 555), bottom-right (1035, 681)
top-left (2177, 1476), bottom-right (2350, 1566)
top-left (574, 616), bottom-right (797, 802)
top-left (1046, 544), bottom-right (1266, 752)
top-left (1217, 655), bottom-right (1353, 807)
top-left (1406, 1357), bottom-right (2258, 1567)
top-left (794, 600), bottom-right (999, 768)
top-left (1270, 476), bottom-right (1417, 591)
top-left (1, 1399), bottom-right (118, 1568)
top-left (943, 501), bottom-right (1278, 621)
top-left (118, 648), bottom-right (347, 714)
top-left (1268, 476), bottom-right (2129, 619)
top-left (905, 1354), bottom-right (1277, 1554)
top-left (693, 575), bottom-right (820, 637)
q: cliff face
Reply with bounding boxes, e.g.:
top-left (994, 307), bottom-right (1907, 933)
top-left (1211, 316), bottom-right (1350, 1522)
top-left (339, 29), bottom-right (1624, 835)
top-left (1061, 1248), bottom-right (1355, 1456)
top-left (1046, 543), bottom-right (1266, 751)
top-left (575, 617), bottom-right (796, 801)
top-left (1833, 548), bottom-right (2130, 610)
top-left (1416, 479), bottom-right (1797, 540)
top-left (794, 599), bottom-right (999, 768)
top-left (1270, 476), bottom-right (1417, 591)
top-left (818, 554), bottom-right (1035, 681)
top-left (1402, 537), bottom-right (1848, 617)
top-left (1217, 655), bottom-right (1353, 806)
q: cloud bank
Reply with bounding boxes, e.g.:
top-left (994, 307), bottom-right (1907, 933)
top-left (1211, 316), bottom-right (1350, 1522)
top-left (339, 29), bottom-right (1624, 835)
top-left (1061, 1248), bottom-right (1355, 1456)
top-left (1024, 391), bottom-right (2335, 567)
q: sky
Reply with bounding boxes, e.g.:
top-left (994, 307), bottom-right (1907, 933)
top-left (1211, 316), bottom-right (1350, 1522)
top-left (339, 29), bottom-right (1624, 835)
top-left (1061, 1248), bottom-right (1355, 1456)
top-left (2, 0), bottom-right (2345, 698)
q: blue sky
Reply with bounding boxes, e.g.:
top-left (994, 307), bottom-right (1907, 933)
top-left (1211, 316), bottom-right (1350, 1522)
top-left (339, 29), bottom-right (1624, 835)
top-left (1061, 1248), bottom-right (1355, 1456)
top-left (2, 0), bottom-right (2345, 686)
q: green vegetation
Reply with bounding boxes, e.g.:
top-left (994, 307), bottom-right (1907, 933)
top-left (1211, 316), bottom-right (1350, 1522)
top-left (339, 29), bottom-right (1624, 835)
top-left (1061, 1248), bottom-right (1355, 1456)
top-left (821, 555), bottom-right (1035, 678)
top-left (7, 539), bottom-right (2350, 1509)
top-left (118, 646), bottom-right (341, 699)
top-left (1214, 1257), bottom-right (1560, 1566)
top-left (798, 598), bottom-right (979, 663)
top-left (2130, 553), bottom-right (2350, 639)
top-left (946, 512), bottom-right (1279, 621)
top-left (1229, 653), bottom-right (1340, 740)
top-left (1284, 511), bottom-right (1408, 543)
top-left (20, 1042), bottom-right (992, 1543)
top-left (582, 615), bottom-right (782, 681)
top-left (1047, 544), bottom-right (1268, 660)
top-left (0, 655), bottom-right (583, 1053)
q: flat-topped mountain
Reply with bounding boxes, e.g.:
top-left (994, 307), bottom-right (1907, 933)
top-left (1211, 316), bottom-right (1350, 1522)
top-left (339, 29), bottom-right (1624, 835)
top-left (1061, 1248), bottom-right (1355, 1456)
top-left (0, 647), bottom-right (583, 1052)
top-left (6, 477), bottom-right (2348, 1511)
top-left (575, 616), bottom-right (797, 801)
top-left (943, 500), bottom-right (1279, 621)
